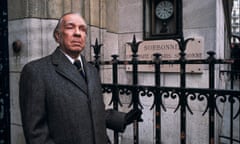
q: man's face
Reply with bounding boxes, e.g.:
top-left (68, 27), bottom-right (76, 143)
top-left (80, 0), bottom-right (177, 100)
top-left (56, 14), bottom-right (87, 58)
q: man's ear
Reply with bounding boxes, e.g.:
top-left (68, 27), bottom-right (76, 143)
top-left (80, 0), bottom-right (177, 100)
top-left (54, 31), bottom-right (60, 43)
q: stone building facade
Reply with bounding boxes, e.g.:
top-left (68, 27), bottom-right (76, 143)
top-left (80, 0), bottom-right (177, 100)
top-left (7, 0), bottom-right (233, 144)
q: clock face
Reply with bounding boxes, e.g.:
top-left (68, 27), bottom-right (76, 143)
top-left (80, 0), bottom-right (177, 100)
top-left (155, 1), bottom-right (174, 20)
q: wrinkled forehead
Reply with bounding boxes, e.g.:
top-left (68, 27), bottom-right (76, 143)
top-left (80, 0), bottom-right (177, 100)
top-left (61, 13), bottom-right (87, 27)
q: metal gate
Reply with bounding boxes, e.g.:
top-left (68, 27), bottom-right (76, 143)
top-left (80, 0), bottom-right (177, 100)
top-left (91, 36), bottom-right (240, 144)
top-left (0, 0), bottom-right (10, 144)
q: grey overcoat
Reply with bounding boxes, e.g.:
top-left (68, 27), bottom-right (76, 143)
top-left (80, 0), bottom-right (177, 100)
top-left (19, 47), bottom-right (125, 144)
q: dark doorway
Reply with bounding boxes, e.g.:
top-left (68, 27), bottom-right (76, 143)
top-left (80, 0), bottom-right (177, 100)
top-left (0, 0), bottom-right (10, 144)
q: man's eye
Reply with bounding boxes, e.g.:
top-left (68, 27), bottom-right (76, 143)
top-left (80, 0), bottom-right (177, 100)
top-left (65, 26), bottom-right (73, 29)
top-left (64, 24), bottom-right (74, 29)
top-left (79, 27), bottom-right (87, 33)
top-left (81, 28), bottom-right (87, 33)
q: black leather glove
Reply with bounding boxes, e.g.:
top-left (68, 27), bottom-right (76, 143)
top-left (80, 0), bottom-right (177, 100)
top-left (124, 108), bottom-right (143, 126)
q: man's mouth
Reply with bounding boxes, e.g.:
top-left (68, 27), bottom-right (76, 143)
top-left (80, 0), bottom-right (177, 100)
top-left (72, 41), bottom-right (82, 46)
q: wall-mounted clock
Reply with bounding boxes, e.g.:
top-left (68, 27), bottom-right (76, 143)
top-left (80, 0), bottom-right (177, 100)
top-left (155, 1), bottom-right (174, 20)
top-left (155, 0), bottom-right (174, 33)
top-left (143, 0), bottom-right (183, 40)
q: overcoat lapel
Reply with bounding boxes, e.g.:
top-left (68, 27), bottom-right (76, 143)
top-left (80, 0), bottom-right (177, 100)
top-left (51, 48), bottom-right (88, 95)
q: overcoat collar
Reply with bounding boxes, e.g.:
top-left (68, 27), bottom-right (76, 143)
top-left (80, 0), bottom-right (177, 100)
top-left (51, 47), bottom-right (88, 95)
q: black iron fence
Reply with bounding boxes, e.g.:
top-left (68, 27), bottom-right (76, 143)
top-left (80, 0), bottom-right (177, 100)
top-left (91, 36), bottom-right (240, 144)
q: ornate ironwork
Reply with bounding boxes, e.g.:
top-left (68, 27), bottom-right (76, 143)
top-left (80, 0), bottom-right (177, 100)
top-left (92, 35), bottom-right (240, 144)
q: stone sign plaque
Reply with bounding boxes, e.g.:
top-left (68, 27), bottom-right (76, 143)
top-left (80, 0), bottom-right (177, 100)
top-left (126, 38), bottom-right (204, 73)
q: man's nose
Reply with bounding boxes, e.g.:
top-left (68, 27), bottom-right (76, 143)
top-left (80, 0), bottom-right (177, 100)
top-left (74, 28), bottom-right (81, 36)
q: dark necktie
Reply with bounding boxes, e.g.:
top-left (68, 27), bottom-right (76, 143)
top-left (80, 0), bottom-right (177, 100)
top-left (73, 60), bottom-right (86, 80)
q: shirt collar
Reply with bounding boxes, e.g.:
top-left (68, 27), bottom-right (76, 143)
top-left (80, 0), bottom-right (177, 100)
top-left (59, 49), bottom-right (83, 64)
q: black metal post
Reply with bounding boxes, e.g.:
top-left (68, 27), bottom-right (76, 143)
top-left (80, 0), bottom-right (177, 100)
top-left (112, 55), bottom-right (120, 144)
top-left (230, 97), bottom-right (234, 144)
top-left (153, 53), bottom-right (162, 144)
top-left (176, 37), bottom-right (193, 144)
top-left (179, 38), bottom-right (186, 144)
top-left (207, 51), bottom-right (216, 144)
top-left (91, 38), bottom-right (103, 71)
top-left (127, 35), bottom-right (142, 144)
top-left (132, 53), bottom-right (139, 144)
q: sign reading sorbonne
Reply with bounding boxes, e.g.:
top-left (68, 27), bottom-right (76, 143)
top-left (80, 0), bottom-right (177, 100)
top-left (126, 38), bottom-right (203, 73)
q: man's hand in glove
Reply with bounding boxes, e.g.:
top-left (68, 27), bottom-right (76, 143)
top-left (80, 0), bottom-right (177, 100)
top-left (124, 108), bottom-right (143, 126)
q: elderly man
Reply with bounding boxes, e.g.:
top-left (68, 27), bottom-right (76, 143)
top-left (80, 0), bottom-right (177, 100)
top-left (19, 12), bottom-right (141, 144)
